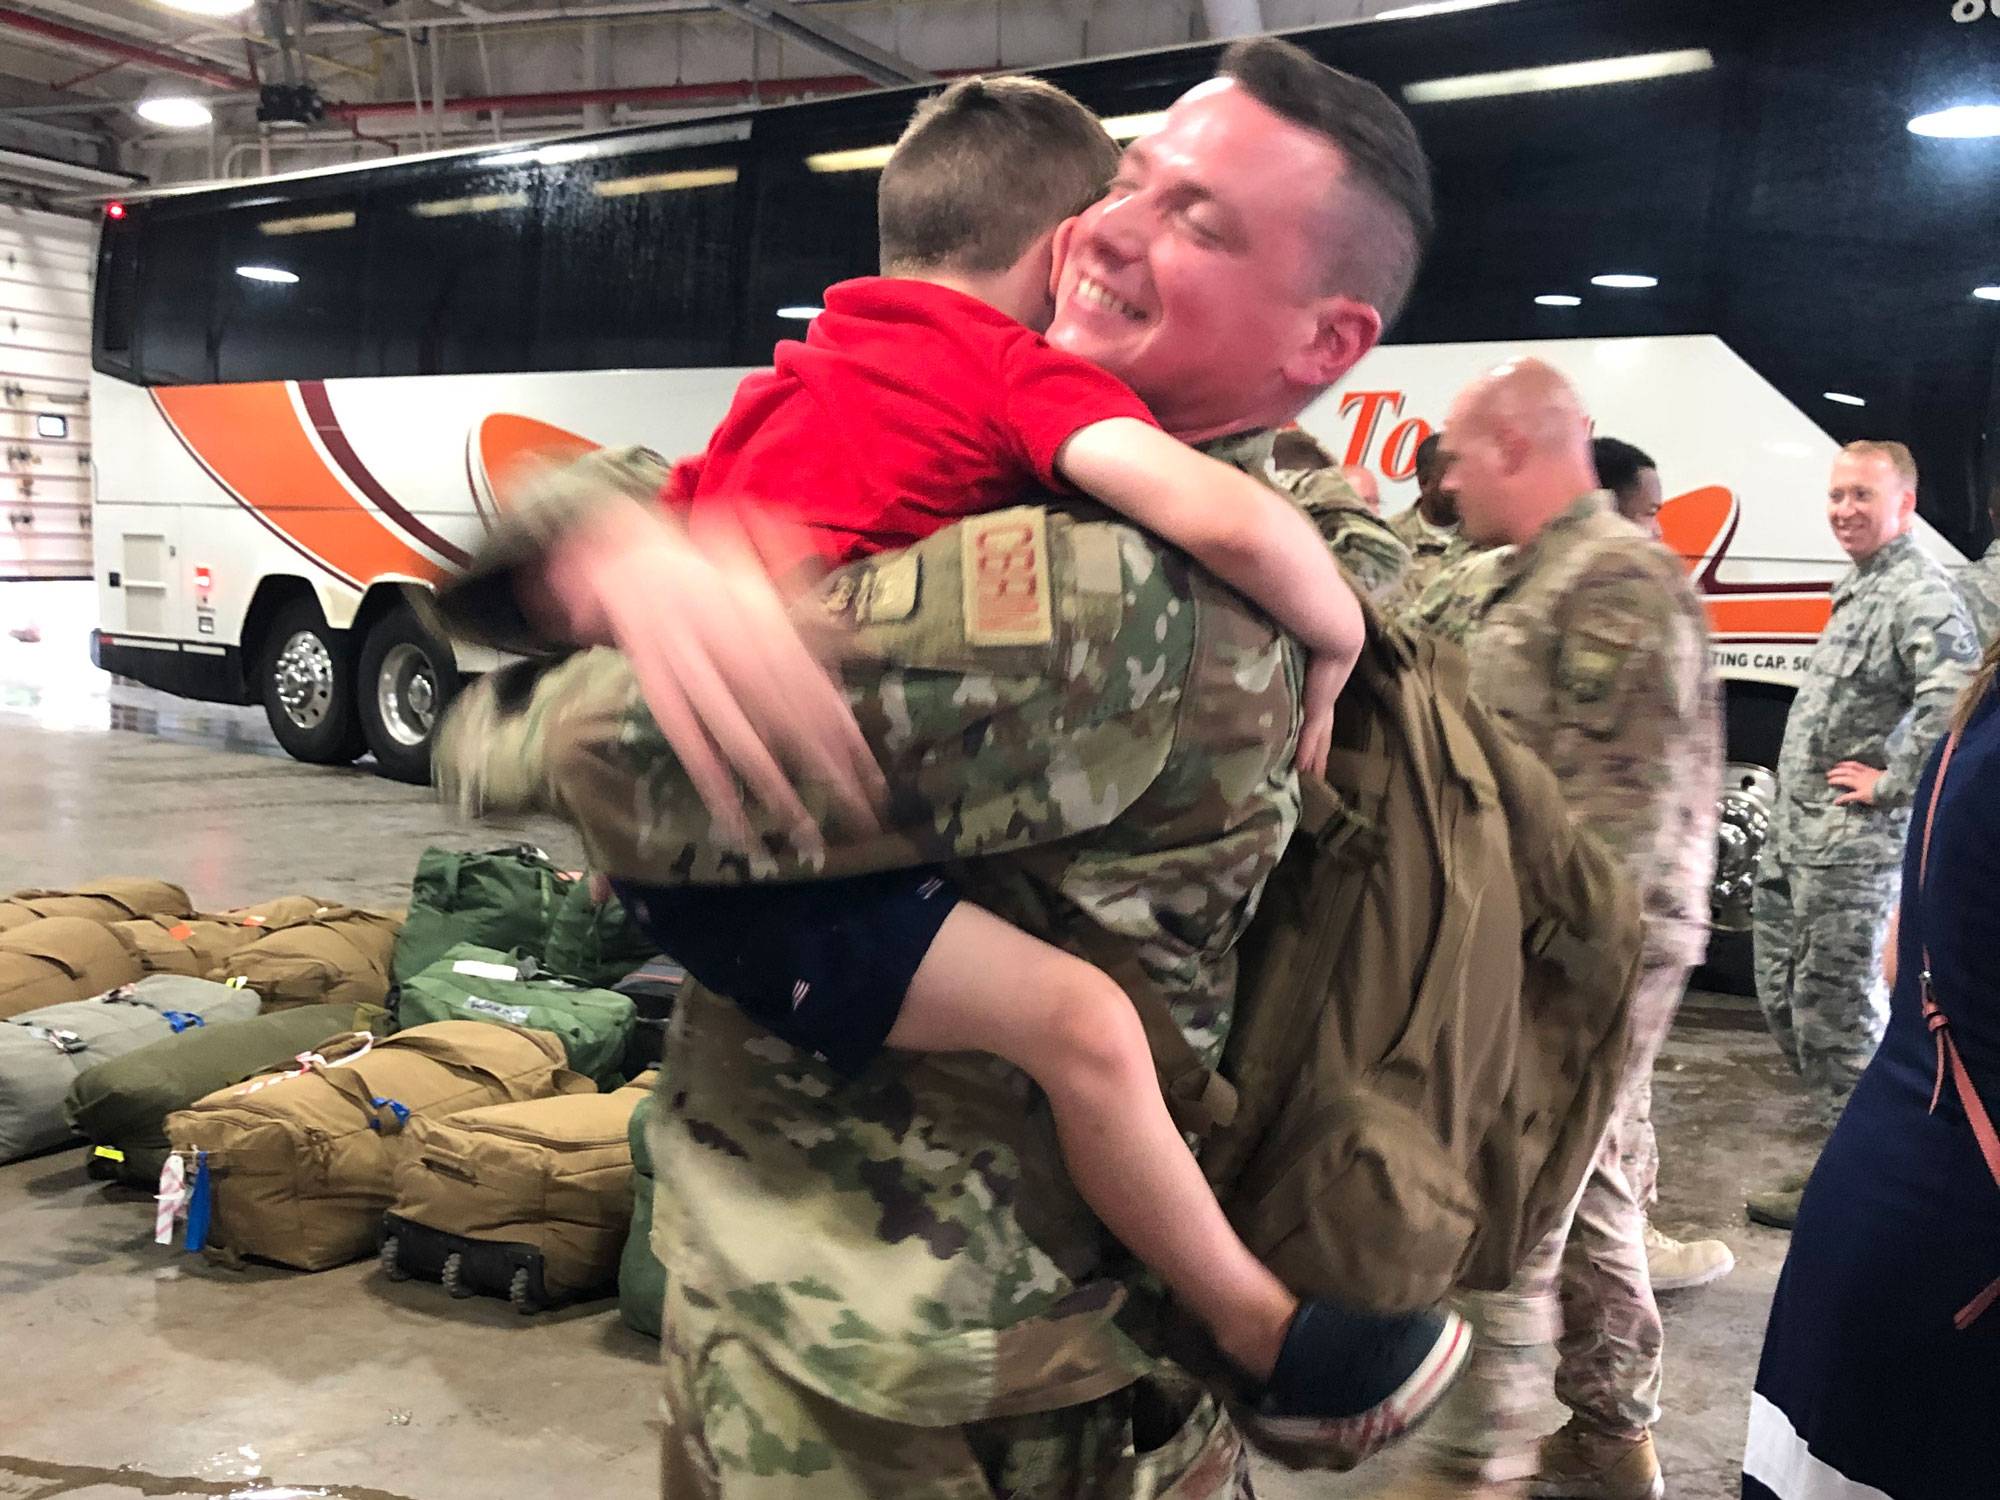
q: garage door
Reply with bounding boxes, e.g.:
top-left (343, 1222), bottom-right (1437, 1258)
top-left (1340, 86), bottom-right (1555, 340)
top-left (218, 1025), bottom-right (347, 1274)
top-left (0, 203), bottom-right (92, 581)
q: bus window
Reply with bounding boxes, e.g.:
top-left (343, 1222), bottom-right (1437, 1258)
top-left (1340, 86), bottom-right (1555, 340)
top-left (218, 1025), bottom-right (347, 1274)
top-left (135, 208), bottom-right (219, 385)
top-left (361, 163), bottom-right (542, 378)
top-left (535, 136), bottom-right (747, 372)
top-left (95, 214), bottom-right (139, 365)
top-left (211, 190), bottom-right (366, 383)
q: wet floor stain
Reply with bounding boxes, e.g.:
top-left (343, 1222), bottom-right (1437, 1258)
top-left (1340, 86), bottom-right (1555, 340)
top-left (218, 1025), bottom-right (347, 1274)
top-left (0, 1455), bottom-right (424, 1500)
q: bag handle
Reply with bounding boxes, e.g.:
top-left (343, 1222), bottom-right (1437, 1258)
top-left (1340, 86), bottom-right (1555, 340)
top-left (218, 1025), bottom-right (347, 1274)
top-left (1915, 728), bottom-right (2000, 1330)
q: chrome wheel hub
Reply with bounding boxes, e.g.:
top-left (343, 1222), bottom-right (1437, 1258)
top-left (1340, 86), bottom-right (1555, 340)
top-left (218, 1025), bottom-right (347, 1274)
top-left (376, 641), bottom-right (438, 748)
top-left (1711, 762), bottom-right (1776, 933)
top-left (273, 631), bottom-right (334, 731)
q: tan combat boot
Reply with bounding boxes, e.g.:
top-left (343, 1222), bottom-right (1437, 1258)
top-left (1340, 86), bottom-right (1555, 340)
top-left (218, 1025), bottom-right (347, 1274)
top-left (1529, 1420), bottom-right (1664, 1500)
top-left (1643, 1220), bottom-right (1736, 1291)
top-left (1745, 1171), bottom-right (1809, 1230)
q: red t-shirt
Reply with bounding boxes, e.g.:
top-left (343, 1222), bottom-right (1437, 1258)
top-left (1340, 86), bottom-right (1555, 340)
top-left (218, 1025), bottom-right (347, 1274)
top-left (670, 278), bottom-right (1157, 568)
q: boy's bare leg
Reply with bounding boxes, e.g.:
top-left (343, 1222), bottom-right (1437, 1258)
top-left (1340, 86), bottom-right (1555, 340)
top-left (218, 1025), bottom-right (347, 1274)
top-left (886, 901), bottom-right (1297, 1379)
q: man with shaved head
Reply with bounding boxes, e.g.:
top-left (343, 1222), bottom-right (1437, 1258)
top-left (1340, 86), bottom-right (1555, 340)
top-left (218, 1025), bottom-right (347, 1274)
top-left (1410, 359), bottom-right (1721, 1500)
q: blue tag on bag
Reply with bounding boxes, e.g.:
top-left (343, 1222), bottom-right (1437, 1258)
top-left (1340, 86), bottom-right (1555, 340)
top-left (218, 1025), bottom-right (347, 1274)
top-left (185, 1151), bottom-right (212, 1254)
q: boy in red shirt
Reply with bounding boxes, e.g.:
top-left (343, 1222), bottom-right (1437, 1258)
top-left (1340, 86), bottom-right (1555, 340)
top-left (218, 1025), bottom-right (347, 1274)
top-left (615, 75), bottom-right (1466, 1450)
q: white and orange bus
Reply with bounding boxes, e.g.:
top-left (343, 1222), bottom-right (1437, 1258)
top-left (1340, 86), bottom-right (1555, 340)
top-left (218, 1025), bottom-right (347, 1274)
top-left (89, 0), bottom-right (1996, 976)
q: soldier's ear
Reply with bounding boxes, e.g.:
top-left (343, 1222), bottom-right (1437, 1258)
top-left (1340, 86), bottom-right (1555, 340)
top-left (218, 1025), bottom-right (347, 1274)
top-left (1284, 293), bottom-right (1381, 391)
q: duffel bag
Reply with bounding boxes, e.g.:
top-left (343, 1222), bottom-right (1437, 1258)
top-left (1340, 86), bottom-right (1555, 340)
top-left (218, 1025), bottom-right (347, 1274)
top-left (66, 1003), bottom-right (353, 1189)
top-left (394, 946), bottom-right (634, 1088)
top-left (392, 845), bottom-right (566, 987)
top-left (381, 1074), bottom-right (652, 1310)
top-left (618, 1088), bottom-right (665, 1339)
top-left (0, 918), bottom-right (144, 1020)
top-left (110, 896), bottom-right (331, 979)
top-left (164, 1021), bottom-right (589, 1270)
top-left (212, 906), bottom-right (401, 1015)
top-left (0, 878), bottom-right (192, 934)
top-left (541, 875), bottom-right (659, 989)
top-left (1, 977), bottom-right (261, 1163)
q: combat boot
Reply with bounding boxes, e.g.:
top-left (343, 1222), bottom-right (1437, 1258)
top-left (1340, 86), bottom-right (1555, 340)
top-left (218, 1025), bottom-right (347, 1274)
top-left (1643, 1221), bottom-right (1735, 1291)
top-left (1745, 1171), bottom-right (1809, 1230)
top-left (1529, 1420), bottom-right (1663, 1500)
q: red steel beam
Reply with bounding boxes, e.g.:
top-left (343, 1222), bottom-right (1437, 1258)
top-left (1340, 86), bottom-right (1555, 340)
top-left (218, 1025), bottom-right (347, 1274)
top-left (0, 5), bottom-right (254, 92)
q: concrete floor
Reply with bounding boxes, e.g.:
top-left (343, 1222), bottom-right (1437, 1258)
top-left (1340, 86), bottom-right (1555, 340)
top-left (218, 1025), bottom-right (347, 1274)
top-left (0, 607), bottom-right (1820, 1500)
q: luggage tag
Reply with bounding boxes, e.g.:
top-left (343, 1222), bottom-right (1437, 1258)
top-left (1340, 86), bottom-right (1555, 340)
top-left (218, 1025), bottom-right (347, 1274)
top-left (155, 1153), bottom-right (187, 1245)
top-left (184, 1152), bottom-right (213, 1253)
top-left (162, 1011), bottom-right (204, 1034)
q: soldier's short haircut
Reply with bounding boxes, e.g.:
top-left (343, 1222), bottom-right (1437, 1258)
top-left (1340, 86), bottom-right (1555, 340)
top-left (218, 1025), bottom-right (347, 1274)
top-left (1592, 437), bottom-right (1657, 494)
top-left (1840, 440), bottom-right (1919, 492)
top-left (1415, 431), bottom-right (1443, 480)
top-left (1218, 37), bottom-right (1434, 328)
top-left (878, 75), bottom-right (1120, 275)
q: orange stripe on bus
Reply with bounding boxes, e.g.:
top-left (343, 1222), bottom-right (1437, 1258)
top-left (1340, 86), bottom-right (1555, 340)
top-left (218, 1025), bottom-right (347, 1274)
top-left (1657, 485), bottom-right (1735, 571)
top-left (1707, 595), bottom-right (1834, 639)
top-left (473, 413), bottom-right (600, 517)
top-left (155, 383), bottom-right (439, 586)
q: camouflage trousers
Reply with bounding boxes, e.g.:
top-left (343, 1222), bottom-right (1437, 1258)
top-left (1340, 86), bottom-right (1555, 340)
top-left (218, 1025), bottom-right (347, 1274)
top-left (1751, 854), bottom-right (1899, 1125)
top-left (1415, 961), bottom-right (1691, 1479)
top-left (654, 1272), bottom-right (1253, 1500)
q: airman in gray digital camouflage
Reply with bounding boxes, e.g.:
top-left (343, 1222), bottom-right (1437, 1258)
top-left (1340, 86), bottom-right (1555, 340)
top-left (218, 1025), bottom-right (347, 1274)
top-left (1750, 441), bottom-right (1979, 1230)
top-left (1954, 488), bottom-right (2000, 646)
top-left (1405, 360), bottom-right (1719, 1500)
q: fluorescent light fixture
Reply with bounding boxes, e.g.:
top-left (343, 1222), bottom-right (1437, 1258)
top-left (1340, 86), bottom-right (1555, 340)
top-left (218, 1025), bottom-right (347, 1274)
top-left (1975, 286), bottom-right (2000, 302)
top-left (1404, 48), bottom-right (1714, 106)
top-left (806, 144), bottom-right (894, 173)
top-left (35, 414), bottom-right (66, 440)
top-left (1591, 273), bottom-right (1657, 289)
top-left (155, 0), bottom-right (252, 14)
top-left (1823, 391), bottom-right (1866, 408)
top-left (776, 305), bottom-right (824, 320)
top-left (1376, 0), bottom-right (1511, 18)
top-left (1535, 293), bottom-right (1582, 307)
top-left (235, 265), bottom-right (299, 284)
top-left (1103, 111), bottom-right (1167, 141)
top-left (481, 149), bottom-right (538, 168)
top-left (258, 209), bottom-right (356, 236)
top-left (593, 166), bottom-right (738, 198)
top-left (1908, 104), bottom-right (2000, 140)
top-left (478, 142), bottom-right (598, 170)
top-left (411, 191), bottom-right (530, 218)
top-left (135, 96), bottom-right (213, 130)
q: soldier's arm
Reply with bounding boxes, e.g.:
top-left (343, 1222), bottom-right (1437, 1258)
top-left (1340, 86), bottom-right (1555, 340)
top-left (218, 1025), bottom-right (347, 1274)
top-left (1877, 581), bottom-right (1980, 807)
top-left (1271, 467), bottom-right (1412, 603)
top-left (1540, 560), bottom-right (1694, 871)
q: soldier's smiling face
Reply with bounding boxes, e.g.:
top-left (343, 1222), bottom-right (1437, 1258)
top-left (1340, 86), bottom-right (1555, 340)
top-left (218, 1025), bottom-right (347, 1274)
top-left (1826, 452), bottom-right (1915, 564)
top-left (1046, 79), bottom-right (1379, 442)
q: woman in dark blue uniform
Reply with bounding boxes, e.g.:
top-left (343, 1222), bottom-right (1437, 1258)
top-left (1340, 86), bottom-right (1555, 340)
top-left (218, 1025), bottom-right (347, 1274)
top-left (1744, 642), bottom-right (2000, 1498)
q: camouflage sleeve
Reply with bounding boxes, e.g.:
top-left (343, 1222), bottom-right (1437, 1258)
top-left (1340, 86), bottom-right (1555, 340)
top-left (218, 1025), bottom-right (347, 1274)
top-left (1876, 579), bottom-right (1980, 807)
top-left (1396, 545), bottom-right (1511, 646)
top-left (1540, 559), bottom-right (1696, 874)
top-left (1269, 468), bottom-right (1411, 603)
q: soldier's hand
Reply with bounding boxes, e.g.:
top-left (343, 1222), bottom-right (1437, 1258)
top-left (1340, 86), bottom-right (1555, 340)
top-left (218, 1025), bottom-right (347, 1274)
top-left (1295, 653), bottom-right (1348, 779)
top-left (540, 503), bottom-right (886, 855)
top-left (1827, 760), bottom-right (1883, 807)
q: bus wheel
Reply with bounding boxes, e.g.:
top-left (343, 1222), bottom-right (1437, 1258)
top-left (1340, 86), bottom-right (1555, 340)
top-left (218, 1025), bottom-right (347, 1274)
top-left (258, 597), bottom-right (365, 765)
top-left (358, 603), bottom-right (462, 785)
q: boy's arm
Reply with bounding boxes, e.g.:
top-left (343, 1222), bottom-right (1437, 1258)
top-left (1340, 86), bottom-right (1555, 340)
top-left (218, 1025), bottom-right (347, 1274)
top-left (1057, 418), bottom-right (1362, 662)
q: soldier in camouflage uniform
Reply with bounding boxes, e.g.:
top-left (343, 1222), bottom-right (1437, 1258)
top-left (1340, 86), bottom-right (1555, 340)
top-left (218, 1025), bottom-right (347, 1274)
top-left (1401, 360), bottom-right (1720, 1500)
top-left (1387, 432), bottom-right (1478, 600)
top-left (1268, 461), bottom-right (1410, 602)
top-left (434, 43), bottom-right (1438, 1499)
top-left (1394, 540), bottom-right (1513, 646)
top-left (1749, 441), bottom-right (1979, 1229)
top-left (1954, 489), bottom-right (2000, 646)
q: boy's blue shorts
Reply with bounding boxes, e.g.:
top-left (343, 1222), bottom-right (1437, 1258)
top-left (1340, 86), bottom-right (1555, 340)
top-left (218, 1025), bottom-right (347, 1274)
top-left (612, 868), bottom-right (960, 1075)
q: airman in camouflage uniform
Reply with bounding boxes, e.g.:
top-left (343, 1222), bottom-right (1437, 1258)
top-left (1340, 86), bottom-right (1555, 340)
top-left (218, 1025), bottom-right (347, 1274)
top-left (1956, 539), bottom-right (2000, 647)
top-left (1268, 463), bottom-right (1410, 602)
top-left (1406, 361), bottom-right (1719, 1500)
top-left (1752, 449), bottom-right (1978, 1227)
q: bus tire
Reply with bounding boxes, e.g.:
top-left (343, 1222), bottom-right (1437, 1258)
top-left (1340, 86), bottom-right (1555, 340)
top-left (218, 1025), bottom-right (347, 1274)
top-left (258, 597), bottom-right (366, 766)
top-left (357, 603), bottom-right (462, 785)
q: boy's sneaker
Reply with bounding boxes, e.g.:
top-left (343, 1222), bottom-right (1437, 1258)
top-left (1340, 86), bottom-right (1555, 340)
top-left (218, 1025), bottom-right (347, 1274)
top-left (1245, 1300), bottom-right (1472, 1468)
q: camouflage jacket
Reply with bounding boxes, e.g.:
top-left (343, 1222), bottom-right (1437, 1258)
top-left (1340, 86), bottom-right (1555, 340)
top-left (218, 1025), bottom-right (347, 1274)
top-left (1394, 541), bottom-right (1514, 645)
top-left (1463, 493), bottom-right (1721, 967)
top-left (431, 431), bottom-right (1308, 1432)
top-left (1773, 531), bottom-right (1978, 866)
top-left (1956, 540), bottom-right (2000, 649)
top-left (1386, 503), bottom-right (1475, 602)
top-left (1267, 464), bottom-right (1410, 602)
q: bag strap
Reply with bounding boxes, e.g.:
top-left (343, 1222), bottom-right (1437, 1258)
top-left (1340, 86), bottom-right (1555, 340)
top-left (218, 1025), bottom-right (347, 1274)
top-left (1064, 932), bottom-right (1237, 1138)
top-left (1915, 728), bottom-right (2000, 1330)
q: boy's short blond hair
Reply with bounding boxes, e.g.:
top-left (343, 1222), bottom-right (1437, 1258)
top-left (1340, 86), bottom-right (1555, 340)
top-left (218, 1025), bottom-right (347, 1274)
top-left (879, 74), bottom-right (1120, 275)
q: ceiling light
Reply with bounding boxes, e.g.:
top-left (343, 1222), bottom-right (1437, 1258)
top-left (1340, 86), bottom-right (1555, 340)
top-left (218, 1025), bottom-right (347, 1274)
top-left (1975, 286), bottom-right (2000, 302)
top-left (236, 265), bottom-right (299, 284)
top-left (258, 210), bottom-right (356, 236)
top-left (154, 0), bottom-right (253, 14)
top-left (806, 144), bottom-right (893, 173)
top-left (1591, 273), bottom-right (1657, 289)
top-left (1102, 111), bottom-right (1166, 141)
top-left (1908, 104), bottom-right (2000, 139)
top-left (1535, 293), bottom-right (1582, 307)
top-left (1823, 391), bottom-right (1866, 408)
top-left (593, 166), bottom-right (738, 198)
top-left (136, 96), bottom-right (213, 130)
top-left (410, 191), bottom-right (530, 218)
top-left (1404, 48), bottom-right (1713, 106)
top-left (1376, 0), bottom-right (1511, 16)
top-left (776, 306), bottom-right (823, 320)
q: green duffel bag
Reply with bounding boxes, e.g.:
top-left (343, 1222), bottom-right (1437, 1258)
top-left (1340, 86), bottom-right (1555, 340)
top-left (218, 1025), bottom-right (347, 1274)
top-left (65, 1003), bottom-right (354, 1190)
top-left (618, 1088), bottom-right (665, 1339)
top-left (393, 946), bottom-right (635, 1088)
top-left (541, 874), bottom-right (658, 989)
top-left (393, 845), bottom-right (567, 988)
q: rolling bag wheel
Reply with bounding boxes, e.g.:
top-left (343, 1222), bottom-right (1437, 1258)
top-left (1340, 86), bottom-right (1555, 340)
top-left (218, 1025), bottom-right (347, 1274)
top-left (379, 1235), bottom-right (411, 1282)
top-left (442, 1251), bottom-right (473, 1298)
top-left (508, 1266), bottom-right (542, 1316)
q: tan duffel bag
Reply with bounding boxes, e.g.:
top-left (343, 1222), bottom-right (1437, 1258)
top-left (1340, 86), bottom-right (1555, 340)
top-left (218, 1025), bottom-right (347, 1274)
top-left (165, 1021), bottom-right (590, 1270)
top-left (111, 896), bottom-right (332, 979)
top-left (210, 907), bottom-right (401, 1014)
top-left (381, 1076), bottom-right (652, 1310)
top-left (0, 879), bottom-right (192, 934)
top-left (0, 918), bottom-right (144, 1019)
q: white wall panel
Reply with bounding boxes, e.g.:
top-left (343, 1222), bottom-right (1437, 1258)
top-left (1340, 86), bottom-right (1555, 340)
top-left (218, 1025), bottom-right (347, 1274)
top-left (0, 205), bottom-right (93, 581)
